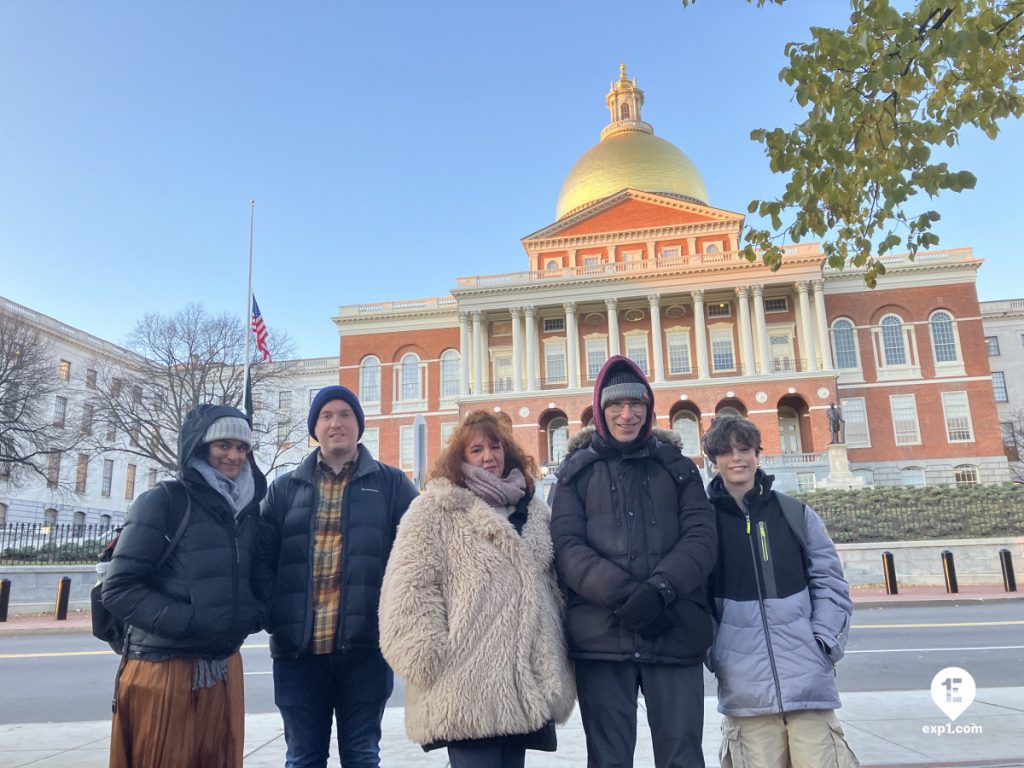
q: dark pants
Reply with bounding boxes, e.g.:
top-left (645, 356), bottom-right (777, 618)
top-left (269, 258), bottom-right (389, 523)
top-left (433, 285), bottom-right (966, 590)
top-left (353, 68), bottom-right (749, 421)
top-left (575, 659), bottom-right (705, 768)
top-left (273, 648), bottom-right (393, 768)
top-left (448, 739), bottom-right (527, 768)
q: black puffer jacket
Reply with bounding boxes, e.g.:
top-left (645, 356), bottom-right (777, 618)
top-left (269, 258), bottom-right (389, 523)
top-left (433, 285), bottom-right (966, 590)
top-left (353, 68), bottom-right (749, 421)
top-left (252, 444), bottom-right (418, 658)
top-left (101, 404), bottom-right (267, 660)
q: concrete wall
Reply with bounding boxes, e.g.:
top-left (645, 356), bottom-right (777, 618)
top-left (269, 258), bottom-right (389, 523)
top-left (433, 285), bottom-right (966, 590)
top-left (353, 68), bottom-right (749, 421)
top-left (0, 565), bottom-right (95, 615)
top-left (838, 537), bottom-right (1024, 588)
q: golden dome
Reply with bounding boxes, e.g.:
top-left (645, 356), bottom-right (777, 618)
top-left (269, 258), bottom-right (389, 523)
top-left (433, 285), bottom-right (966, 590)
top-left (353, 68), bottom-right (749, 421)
top-left (555, 66), bottom-right (709, 220)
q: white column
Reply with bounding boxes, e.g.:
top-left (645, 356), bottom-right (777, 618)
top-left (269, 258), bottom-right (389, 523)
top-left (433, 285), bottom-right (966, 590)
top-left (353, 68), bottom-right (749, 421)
top-left (692, 289), bottom-right (709, 380)
top-left (812, 279), bottom-right (833, 369)
top-left (752, 285), bottom-right (770, 374)
top-left (735, 286), bottom-right (755, 376)
top-left (797, 281), bottom-right (818, 372)
top-left (564, 302), bottom-right (579, 389)
top-left (472, 311), bottom-right (484, 393)
top-left (648, 294), bottom-right (664, 382)
top-left (459, 312), bottom-right (471, 396)
top-left (525, 306), bottom-right (538, 391)
top-left (510, 307), bottom-right (523, 391)
top-left (606, 298), bottom-right (620, 356)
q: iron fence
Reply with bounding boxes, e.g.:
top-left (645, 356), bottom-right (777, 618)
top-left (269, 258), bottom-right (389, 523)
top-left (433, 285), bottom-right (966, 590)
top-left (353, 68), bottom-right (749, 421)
top-left (0, 523), bottom-right (118, 566)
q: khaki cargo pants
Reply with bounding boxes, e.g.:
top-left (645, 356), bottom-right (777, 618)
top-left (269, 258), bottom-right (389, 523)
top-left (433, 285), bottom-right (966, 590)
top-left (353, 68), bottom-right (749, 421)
top-left (720, 709), bottom-right (860, 768)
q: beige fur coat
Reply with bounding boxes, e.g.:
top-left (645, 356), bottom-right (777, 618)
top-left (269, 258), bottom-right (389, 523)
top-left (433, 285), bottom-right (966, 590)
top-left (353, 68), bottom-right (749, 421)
top-left (379, 478), bottom-right (576, 745)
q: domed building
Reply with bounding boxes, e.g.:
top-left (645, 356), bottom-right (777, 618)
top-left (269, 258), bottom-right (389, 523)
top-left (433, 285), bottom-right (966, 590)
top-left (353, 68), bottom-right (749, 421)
top-left (332, 68), bottom-right (1008, 491)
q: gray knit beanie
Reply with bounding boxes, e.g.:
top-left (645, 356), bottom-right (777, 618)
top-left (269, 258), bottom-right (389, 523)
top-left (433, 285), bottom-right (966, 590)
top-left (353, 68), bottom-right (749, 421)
top-left (600, 368), bottom-right (650, 408)
top-left (203, 416), bottom-right (253, 447)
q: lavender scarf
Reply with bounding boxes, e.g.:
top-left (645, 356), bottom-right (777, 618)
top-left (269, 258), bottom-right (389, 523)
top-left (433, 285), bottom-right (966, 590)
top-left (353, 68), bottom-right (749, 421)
top-left (461, 463), bottom-right (526, 508)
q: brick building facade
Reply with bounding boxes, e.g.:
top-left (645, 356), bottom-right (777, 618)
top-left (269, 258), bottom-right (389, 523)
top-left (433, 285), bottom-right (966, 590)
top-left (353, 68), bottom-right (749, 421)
top-left (334, 69), bottom-right (1009, 491)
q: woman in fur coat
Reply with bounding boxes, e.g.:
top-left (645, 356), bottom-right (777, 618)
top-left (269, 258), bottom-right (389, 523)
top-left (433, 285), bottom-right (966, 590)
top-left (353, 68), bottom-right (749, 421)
top-left (380, 411), bottom-right (576, 768)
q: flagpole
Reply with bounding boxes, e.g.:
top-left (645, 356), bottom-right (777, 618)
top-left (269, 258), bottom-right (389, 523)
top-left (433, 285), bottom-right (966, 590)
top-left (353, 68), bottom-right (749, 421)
top-left (243, 200), bottom-right (255, 415)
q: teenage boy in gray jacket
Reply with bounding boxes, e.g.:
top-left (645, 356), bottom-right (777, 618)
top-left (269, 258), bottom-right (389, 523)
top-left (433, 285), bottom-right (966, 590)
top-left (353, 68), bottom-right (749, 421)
top-left (703, 415), bottom-right (859, 768)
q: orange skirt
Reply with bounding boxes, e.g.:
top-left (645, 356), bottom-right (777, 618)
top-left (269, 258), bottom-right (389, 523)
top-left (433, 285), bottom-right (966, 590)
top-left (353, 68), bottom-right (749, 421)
top-left (109, 652), bottom-right (244, 768)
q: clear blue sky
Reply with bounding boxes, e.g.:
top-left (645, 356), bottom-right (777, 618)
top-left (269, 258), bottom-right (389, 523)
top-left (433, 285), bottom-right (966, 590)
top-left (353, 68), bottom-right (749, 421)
top-left (2, 1), bottom-right (1021, 358)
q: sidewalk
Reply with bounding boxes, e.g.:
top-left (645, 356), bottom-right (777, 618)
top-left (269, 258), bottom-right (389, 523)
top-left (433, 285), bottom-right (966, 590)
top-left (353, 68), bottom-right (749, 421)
top-left (2, 689), bottom-right (1023, 767)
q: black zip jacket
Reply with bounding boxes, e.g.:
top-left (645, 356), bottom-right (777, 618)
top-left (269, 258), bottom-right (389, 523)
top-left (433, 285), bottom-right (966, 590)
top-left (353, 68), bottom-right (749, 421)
top-left (252, 445), bottom-right (418, 658)
top-left (101, 404), bottom-right (267, 660)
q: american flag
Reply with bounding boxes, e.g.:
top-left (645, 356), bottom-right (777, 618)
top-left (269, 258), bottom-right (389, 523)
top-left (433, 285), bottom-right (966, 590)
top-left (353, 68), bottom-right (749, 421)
top-left (251, 296), bottom-right (272, 362)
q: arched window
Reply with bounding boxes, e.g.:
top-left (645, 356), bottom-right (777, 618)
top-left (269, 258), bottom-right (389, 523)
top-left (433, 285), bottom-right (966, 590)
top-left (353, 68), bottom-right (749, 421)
top-left (704, 243), bottom-right (720, 254)
top-left (852, 468), bottom-right (874, 487)
top-left (831, 318), bottom-right (859, 369)
top-left (672, 412), bottom-right (700, 457)
top-left (929, 311), bottom-right (959, 363)
top-left (43, 507), bottom-right (58, 526)
top-left (900, 467), bottom-right (926, 487)
top-left (359, 356), bottom-right (380, 404)
top-left (548, 417), bottom-right (569, 466)
top-left (953, 464), bottom-right (979, 487)
top-left (0, 502), bottom-right (7, 526)
top-left (73, 511), bottom-right (85, 535)
top-left (880, 315), bottom-right (908, 366)
top-left (100, 513), bottom-right (112, 528)
top-left (440, 350), bottom-right (461, 399)
top-left (400, 353), bottom-right (422, 401)
top-left (620, 102), bottom-right (631, 120)
top-left (545, 259), bottom-right (560, 271)
top-left (717, 406), bottom-right (742, 418)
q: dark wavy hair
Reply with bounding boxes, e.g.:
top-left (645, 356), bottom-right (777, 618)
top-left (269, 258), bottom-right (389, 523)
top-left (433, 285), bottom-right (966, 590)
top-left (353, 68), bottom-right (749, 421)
top-left (431, 411), bottom-right (538, 497)
top-left (702, 415), bottom-right (763, 461)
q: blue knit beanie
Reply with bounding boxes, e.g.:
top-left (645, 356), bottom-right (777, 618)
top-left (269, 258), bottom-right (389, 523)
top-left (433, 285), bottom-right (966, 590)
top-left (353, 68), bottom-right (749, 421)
top-left (308, 385), bottom-right (364, 439)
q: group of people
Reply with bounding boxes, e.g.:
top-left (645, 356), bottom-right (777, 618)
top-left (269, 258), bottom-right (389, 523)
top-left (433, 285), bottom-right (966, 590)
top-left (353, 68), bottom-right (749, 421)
top-left (101, 355), bottom-right (859, 768)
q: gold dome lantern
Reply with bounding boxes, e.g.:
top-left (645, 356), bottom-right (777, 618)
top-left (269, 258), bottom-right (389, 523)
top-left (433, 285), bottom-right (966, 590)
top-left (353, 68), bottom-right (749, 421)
top-left (556, 65), bottom-right (709, 220)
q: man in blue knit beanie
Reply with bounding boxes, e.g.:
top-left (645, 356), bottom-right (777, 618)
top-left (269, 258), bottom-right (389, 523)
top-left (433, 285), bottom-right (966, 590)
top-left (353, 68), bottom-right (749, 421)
top-left (254, 384), bottom-right (418, 767)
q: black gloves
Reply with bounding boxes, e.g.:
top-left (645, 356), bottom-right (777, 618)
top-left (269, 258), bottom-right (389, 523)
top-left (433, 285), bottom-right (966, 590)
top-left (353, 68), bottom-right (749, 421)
top-left (615, 583), bottom-right (664, 631)
top-left (639, 611), bottom-right (675, 640)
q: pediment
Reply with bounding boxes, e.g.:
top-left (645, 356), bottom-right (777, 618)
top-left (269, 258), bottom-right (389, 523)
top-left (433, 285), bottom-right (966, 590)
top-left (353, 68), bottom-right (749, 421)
top-left (523, 189), bottom-right (743, 244)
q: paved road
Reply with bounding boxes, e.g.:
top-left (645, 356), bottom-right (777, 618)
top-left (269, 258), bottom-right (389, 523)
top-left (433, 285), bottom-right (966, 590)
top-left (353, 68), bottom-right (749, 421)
top-left (1, 601), bottom-right (1022, 724)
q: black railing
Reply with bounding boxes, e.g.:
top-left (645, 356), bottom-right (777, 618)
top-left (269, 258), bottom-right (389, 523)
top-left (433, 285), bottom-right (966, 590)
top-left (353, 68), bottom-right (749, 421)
top-left (0, 523), bottom-right (118, 566)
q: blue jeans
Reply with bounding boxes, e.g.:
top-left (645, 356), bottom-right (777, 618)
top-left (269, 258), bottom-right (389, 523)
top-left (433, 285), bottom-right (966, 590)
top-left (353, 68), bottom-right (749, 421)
top-left (273, 648), bottom-right (394, 768)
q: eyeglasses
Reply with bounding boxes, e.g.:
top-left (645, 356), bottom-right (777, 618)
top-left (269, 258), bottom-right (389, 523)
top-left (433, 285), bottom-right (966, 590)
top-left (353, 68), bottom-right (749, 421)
top-left (605, 399), bottom-right (648, 415)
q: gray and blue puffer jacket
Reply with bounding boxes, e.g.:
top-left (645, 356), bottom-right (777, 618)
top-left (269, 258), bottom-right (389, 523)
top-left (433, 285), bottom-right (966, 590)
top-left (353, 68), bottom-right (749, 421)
top-left (252, 444), bottom-right (418, 658)
top-left (706, 469), bottom-right (852, 717)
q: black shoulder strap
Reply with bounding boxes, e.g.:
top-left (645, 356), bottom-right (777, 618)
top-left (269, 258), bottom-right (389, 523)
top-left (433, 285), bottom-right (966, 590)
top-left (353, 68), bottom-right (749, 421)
top-left (773, 491), bottom-right (808, 552)
top-left (156, 480), bottom-right (192, 569)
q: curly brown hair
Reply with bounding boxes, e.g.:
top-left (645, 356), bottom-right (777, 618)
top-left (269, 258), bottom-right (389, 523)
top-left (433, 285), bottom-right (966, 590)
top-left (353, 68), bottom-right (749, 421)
top-left (431, 411), bottom-right (538, 497)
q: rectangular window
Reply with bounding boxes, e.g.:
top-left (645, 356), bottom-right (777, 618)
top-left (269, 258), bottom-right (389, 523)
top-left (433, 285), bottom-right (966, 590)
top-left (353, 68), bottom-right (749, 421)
top-left (797, 472), bottom-right (816, 492)
top-left (102, 460), bottom-right (114, 497)
top-left (585, 339), bottom-right (607, 380)
top-left (706, 302), bottom-right (731, 318)
top-left (1000, 422), bottom-right (1018, 461)
top-left (54, 396), bottom-right (67, 428)
top-left (111, 378), bottom-right (123, 398)
top-left (889, 394), bottom-right (922, 445)
top-left (47, 453), bottom-right (61, 488)
top-left (993, 371), bottom-right (1008, 403)
top-left (86, 368), bottom-right (97, 389)
top-left (105, 420), bottom-right (116, 442)
top-left (764, 297), bottom-right (788, 313)
top-left (543, 317), bottom-right (565, 333)
top-left (75, 454), bottom-right (89, 493)
top-left (278, 391), bottom-right (292, 413)
top-left (840, 397), bottom-right (870, 447)
top-left (81, 404), bottom-right (94, 436)
top-left (625, 336), bottom-right (649, 375)
top-left (399, 425), bottom-right (414, 471)
top-left (661, 246), bottom-right (681, 259)
top-left (360, 427), bottom-right (380, 458)
top-left (942, 391), bottom-right (974, 442)
top-left (276, 421), bottom-right (292, 447)
top-left (57, 359), bottom-right (71, 382)
top-left (440, 422), bottom-right (457, 448)
top-left (985, 336), bottom-right (1000, 356)
top-left (544, 342), bottom-right (566, 384)
top-left (710, 328), bottom-right (736, 371)
top-left (148, 467), bottom-right (158, 488)
top-left (666, 332), bottom-right (691, 375)
top-left (125, 464), bottom-right (137, 500)
top-left (493, 354), bottom-right (514, 393)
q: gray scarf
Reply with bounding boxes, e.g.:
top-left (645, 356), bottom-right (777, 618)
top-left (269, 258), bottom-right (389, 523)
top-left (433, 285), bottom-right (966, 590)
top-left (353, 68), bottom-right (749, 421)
top-left (461, 464), bottom-right (526, 509)
top-left (187, 455), bottom-right (255, 517)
